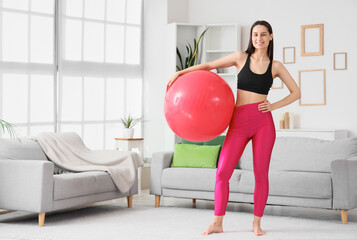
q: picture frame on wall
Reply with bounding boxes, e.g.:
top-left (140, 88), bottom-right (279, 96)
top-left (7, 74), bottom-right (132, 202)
top-left (299, 69), bottom-right (326, 106)
top-left (283, 47), bottom-right (295, 64)
top-left (301, 24), bottom-right (324, 56)
top-left (333, 52), bottom-right (347, 70)
top-left (271, 77), bottom-right (283, 89)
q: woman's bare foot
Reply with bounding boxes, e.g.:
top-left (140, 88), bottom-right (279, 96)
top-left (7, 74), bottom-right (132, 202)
top-left (201, 216), bottom-right (224, 236)
top-left (253, 216), bottom-right (266, 236)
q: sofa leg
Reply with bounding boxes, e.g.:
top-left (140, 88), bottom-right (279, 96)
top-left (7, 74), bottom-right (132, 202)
top-left (155, 195), bottom-right (161, 208)
top-left (0, 210), bottom-right (12, 215)
top-left (127, 195), bottom-right (133, 208)
top-left (340, 210), bottom-right (348, 224)
top-left (38, 213), bottom-right (45, 227)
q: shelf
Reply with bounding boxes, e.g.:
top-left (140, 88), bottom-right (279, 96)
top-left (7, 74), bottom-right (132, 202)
top-left (205, 24), bottom-right (240, 51)
top-left (276, 129), bottom-right (346, 132)
top-left (217, 73), bottom-right (236, 77)
top-left (276, 129), bottom-right (348, 141)
top-left (167, 23), bottom-right (241, 149)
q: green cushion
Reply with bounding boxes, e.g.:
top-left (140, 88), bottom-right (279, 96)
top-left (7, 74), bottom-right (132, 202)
top-left (181, 136), bottom-right (226, 167)
top-left (171, 144), bottom-right (221, 168)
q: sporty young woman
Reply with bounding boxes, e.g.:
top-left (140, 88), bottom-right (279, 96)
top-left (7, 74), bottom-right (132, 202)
top-left (167, 20), bottom-right (301, 236)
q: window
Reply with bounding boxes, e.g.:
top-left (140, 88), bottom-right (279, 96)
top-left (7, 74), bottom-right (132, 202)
top-left (0, 0), bottom-right (143, 150)
top-left (0, 0), bottom-right (55, 137)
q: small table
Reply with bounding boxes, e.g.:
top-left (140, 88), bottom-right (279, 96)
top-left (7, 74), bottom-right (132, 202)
top-left (114, 138), bottom-right (144, 158)
top-left (114, 138), bottom-right (145, 194)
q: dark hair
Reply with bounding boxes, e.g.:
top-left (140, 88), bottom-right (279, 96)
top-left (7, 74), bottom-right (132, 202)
top-left (245, 20), bottom-right (274, 60)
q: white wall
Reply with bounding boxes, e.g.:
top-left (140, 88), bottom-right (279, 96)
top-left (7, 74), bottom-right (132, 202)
top-left (143, 0), bottom-right (191, 159)
top-left (167, 0), bottom-right (189, 23)
top-left (185, 0), bottom-right (357, 136)
top-left (143, 0), bottom-right (168, 159)
top-left (143, 0), bottom-right (357, 159)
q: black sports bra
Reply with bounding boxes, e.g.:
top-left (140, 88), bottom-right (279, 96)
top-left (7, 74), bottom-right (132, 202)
top-left (237, 53), bottom-right (273, 95)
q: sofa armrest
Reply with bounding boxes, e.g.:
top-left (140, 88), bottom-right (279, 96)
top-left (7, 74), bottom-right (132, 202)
top-left (150, 152), bottom-right (173, 195)
top-left (331, 159), bottom-right (357, 210)
top-left (0, 160), bottom-right (54, 213)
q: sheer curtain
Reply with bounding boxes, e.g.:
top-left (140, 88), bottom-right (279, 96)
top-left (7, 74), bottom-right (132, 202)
top-left (0, 0), bottom-right (56, 137)
top-left (0, 0), bottom-right (143, 150)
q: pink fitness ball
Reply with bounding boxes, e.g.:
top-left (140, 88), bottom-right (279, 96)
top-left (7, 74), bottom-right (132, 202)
top-left (164, 70), bottom-right (235, 142)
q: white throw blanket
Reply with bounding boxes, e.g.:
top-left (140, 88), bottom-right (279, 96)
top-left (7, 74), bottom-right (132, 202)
top-left (36, 132), bottom-right (144, 193)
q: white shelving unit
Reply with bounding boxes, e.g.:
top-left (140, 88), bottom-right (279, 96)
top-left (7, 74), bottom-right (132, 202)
top-left (276, 129), bottom-right (348, 141)
top-left (204, 24), bottom-right (240, 97)
top-left (165, 23), bottom-right (241, 150)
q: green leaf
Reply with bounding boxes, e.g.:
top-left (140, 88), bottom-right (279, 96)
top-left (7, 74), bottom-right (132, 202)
top-left (188, 43), bottom-right (193, 57)
top-left (184, 57), bottom-right (189, 69)
top-left (193, 27), bottom-right (209, 65)
top-left (0, 122), bottom-right (4, 133)
top-left (188, 39), bottom-right (197, 67)
top-left (176, 47), bottom-right (184, 70)
top-left (187, 43), bottom-right (194, 67)
top-left (176, 27), bottom-right (209, 70)
top-left (120, 114), bottom-right (143, 129)
top-left (197, 27), bottom-right (209, 45)
top-left (0, 119), bottom-right (19, 141)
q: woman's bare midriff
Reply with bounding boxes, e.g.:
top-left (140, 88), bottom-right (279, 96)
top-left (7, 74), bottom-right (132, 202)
top-left (235, 89), bottom-right (267, 107)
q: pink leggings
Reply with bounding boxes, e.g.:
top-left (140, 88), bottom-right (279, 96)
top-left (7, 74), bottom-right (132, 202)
top-left (214, 101), bottom-right (276, 217)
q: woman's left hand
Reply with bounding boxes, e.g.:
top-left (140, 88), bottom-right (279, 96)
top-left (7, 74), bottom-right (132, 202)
top-left (258, 100), bottom-right (273, 113)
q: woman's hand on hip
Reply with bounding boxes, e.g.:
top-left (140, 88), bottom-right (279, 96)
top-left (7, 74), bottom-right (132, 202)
top-left (258, 100), bottom-right (272, 113)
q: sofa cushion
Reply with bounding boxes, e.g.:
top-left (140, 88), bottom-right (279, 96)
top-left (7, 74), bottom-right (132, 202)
top-left (171, 144), bottom-right (220, 168)
top-left (181, 136), bottom-right (225, 167)
top-left (181, 135), bottom-right (225, 146)
top-left (53, 171), bottom-right (118, 200)
top-left (237, 170), bottom-right (332, 199)
top-left (238, 137), bottom-right (357, 173)
top-left (181, 139), bottom-right (204, 145)
top-left (162, 168), bottom-right (240, 192)
top-left (0, 138), bottom-right (48, 161)
top-left (0, 138), bottom-right (73, 175)
top-left (202, 136), bottom-right (226, 146)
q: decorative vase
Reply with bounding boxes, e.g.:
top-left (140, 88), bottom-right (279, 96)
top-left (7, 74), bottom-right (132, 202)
top-left (123, 128), bottom-right (134, 138)
top-left (280, 112), bottom-right (294, 129)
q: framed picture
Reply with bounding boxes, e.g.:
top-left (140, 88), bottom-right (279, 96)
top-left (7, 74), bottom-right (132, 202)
top-left (271, 77), bottom-right (283, 89)
top-left (333, 52), bottom-right (347, 70)
top-left (301, 24), bottom-right (324, 56)
top-left (283, 47), bottom-right (295, 64)
top-left (299, 69), bottom-right (326, 106)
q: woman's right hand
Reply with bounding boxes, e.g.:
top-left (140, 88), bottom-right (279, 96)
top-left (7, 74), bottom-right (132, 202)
top-left (166, 72), bottom-right (180, 92)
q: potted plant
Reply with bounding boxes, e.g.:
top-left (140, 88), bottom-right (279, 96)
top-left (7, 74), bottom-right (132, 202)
top-left (176, 27), bottom-right (209, 71)
top-left (120, 114), bottom-right (143, 139)
top-left (0, 119), bottom-right (17, 139)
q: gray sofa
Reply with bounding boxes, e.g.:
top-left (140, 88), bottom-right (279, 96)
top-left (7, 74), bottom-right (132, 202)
top-left (0, 138), bottom-right (138, 226)
top-left (150, 136), bottom-right (357, 224)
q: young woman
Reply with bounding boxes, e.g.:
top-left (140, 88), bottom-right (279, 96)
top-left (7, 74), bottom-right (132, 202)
top-left (167, 20), bottom-right (301, 236)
